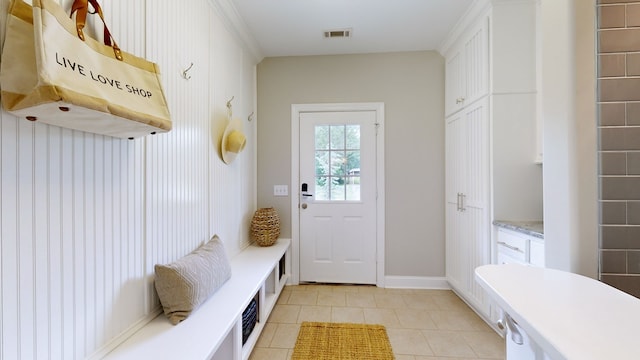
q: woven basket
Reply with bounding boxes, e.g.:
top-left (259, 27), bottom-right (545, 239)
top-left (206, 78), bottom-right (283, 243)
top-left (250, 207), bottom-right (280, 247)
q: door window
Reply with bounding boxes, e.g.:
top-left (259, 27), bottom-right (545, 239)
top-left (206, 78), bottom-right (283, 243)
top-left (314, 124), bottom-right (361, 201)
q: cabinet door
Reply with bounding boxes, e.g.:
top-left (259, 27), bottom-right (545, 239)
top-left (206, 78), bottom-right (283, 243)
top-left (445, 112), bottom-right (466, 290)
top-left (529, 240), bottom-right (545, 267)
top-left (444, 17), bottom-right (488, 117)
top-left (463, 17), bottom-right (489, 106)
top-left (445, 49), bottom-right (465, 116)
top-left (462, 98), bottom-right (490, 313)
top-left (445, 98), bottom-right (490, 316)
top-left (445, 112), bottom-right (466, 207)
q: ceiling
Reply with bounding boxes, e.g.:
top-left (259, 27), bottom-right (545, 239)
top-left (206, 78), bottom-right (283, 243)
top-left (228, 0), bottom-right (475, 58)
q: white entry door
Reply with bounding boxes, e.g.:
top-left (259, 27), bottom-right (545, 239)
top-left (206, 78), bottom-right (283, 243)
top-left (299, 110), bottom-right (377, 284)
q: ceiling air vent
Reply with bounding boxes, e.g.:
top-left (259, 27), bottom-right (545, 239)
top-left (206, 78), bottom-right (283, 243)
top-left (323, 28), bottom-right (352, 38)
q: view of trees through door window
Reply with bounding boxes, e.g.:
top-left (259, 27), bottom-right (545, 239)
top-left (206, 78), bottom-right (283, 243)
top-left (314, 124), bottom-right (361, 201)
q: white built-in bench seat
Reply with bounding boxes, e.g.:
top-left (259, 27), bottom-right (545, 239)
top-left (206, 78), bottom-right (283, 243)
top-left (104, 238), bottom-right (291, 360)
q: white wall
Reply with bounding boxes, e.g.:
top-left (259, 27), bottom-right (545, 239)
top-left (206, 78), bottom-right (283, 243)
top-left (0, 0), bottom-right (259, 358)
top-left (256, 52), bottom-right (446, 279)
top-left (490, 0), bottom-right (543, 222)
top-left (540, 0), bottom-right (598, 277)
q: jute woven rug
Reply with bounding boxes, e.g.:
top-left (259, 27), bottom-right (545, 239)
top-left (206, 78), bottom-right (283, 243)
top-left (292, 321), bottom-right (395, 360)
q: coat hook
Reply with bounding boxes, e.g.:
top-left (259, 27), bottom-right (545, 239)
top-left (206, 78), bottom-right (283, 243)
top-left (248, 112), bottom-right (254, 122)
top-left (182, 62), bottom-right (194, 80)
top-left (226, 96), bottom-right (235, 118)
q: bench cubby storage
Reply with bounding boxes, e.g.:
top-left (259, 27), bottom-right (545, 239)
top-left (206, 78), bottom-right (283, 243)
top-left (104, 238), bottom-right (291, 360)
top-left (242, 297), bottom-right (258, 345)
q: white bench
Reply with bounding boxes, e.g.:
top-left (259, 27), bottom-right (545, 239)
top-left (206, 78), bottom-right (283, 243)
top-left (104, 238), bottom-right (291, 360)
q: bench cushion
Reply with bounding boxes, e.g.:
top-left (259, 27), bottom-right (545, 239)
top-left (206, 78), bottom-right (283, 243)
top-left (154, 235), bottom-right (232, 324)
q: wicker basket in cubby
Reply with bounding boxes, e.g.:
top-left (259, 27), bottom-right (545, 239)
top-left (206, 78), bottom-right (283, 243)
top-left (250, 207), bottom-right (280, 246)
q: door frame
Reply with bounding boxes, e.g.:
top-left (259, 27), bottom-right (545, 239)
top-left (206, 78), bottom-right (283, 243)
top-left (291, 102), bottom-right (385, 287)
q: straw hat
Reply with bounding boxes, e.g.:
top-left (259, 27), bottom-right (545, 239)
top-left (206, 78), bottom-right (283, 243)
top-left (221, 118), bottom-right (246, 164)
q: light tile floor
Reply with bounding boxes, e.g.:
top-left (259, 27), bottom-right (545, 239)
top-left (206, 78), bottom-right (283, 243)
top-left (249, 284), bottom-right (506, 360)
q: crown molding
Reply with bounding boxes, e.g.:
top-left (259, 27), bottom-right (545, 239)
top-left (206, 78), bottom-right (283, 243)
top-left (209, 0), bottom-right (264, 63)
top-left (437, 0), bottom-right (491, 56)
top-left (437, 0), bottom-right (537, 56)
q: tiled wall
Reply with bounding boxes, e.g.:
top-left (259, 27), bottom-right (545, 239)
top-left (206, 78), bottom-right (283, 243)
top-left (598, 0), bottom-right (640, 298)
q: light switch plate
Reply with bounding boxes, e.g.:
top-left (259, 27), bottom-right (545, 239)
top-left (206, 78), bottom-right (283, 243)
top-left (273, 185), bottom-right (288, 196)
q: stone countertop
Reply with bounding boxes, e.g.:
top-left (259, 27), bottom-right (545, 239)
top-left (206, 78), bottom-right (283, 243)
top-left (493, 220), bottom-right (544, 239)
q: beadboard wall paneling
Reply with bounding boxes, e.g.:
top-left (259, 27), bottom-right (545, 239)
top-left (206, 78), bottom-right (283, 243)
top-left (0, 116), bottom-right (145, 360)
top-left (0, 0), bottom-right (258, 358)
top-left (144, 0), bottom-right (213, 312)
top-left (210, 12), bottom-right (257, 258)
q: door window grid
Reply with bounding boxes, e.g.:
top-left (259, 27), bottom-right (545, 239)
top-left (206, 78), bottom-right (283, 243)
top-left (314, 124), bottom-right (361, 201)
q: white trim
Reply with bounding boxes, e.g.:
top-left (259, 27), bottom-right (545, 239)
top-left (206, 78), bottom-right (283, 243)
top-left (86, 309), bottom-right (163, 360)
top-left (209, 0), bottom-right (264, 63)
top-left (384, 276), bottom-right (451, 290)
top-left (291, 102), bottom-right (385, 287)
top-left (437, 0), bottom-right (490, 56)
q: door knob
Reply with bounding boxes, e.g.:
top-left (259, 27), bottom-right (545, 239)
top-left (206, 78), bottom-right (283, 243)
top-left (301, 203), bottom-right (308, 209)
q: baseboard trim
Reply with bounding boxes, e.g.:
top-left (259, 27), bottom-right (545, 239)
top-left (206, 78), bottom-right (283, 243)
top-left (384, 276), bottom-right (450, 290)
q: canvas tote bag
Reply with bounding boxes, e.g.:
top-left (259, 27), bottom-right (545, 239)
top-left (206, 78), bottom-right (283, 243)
top-left (0, 0), bottom-right (171, 139)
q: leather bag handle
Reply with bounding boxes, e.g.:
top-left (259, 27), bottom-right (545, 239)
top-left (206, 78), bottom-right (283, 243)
top-left (70, 0), bottom-right (123, 61)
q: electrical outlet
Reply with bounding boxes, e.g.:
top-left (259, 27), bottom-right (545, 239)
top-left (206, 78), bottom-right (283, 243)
top-left (273, 185), bottom-right (288, 196)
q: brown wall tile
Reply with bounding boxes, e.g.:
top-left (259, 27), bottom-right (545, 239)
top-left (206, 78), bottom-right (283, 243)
top-left (601, 201), bottom-right (627, 224)
top-left (598, 1), bottom-right (640, 298)
top-left (600, 5), bottom-right (626, 28)
top-left (628, 4), bottom-right (640, 27)
top-left (601, 275), bottom-right (640, 298)
top-left (600, 127), bottom-right (640, 150)
top-left (627, 53), bottom-right (640, 76)
top-left (627, 201), bottom-right (640, 224)
top-left (601, 225), bottom-right (640, 249)
top-left (600, 152), bottom-right (627, 174)
top-left (599, 0), bottom-right (639, 3)
top-left (627, 152), bottom-right (640, 174)
top-left (626, 102), bottom-right (640, 124)
top-left (601, 250), bottom-right (627, 273)
top-left (599, 103), bottom-right (626, 126)
top-left (600, 29), bottom-right (640, 53)
top-left (601, 177), bottom-right (640, 200)
top-left (600, 78), bottom-right (640, 101)
top-left (600, 54), bottom-right (626, 77)
top-left (627, 251), bottom-right (640, 273)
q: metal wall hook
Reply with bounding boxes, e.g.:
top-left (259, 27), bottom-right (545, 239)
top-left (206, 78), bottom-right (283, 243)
top-left (226, 96), bottom-right (235, 118)
top-left (248, 112), bottom-right (254, 122)
top-left (182, 62), bottom-right (194, 80)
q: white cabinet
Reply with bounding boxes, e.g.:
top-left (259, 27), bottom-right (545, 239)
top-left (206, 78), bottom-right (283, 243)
top-left (445, 97), bottom-right (491, 315)
top-left (496, 228), bottom-right (545, 267)
top-left (444, 18), bottom-right (489, 117)
top-left (444, 9), bottom-right (491, 319)
top-left (443, 0), bottom-right (538, 322)
top-left (496, 230), bottom-right (528, 265)
top-left (529, 239), bottom-right (545, 267)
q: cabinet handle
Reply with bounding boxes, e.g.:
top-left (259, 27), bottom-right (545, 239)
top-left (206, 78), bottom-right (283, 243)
top-left (456, 193), bottom-right (466, 212)
top-left (497, 241), bottom-right (523, 253)
top-left (456, 97), bottom-right (466, 104)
